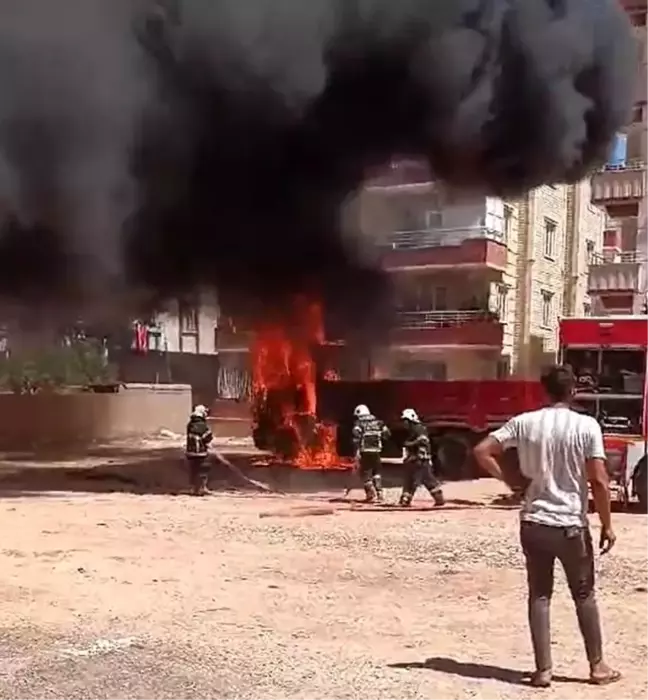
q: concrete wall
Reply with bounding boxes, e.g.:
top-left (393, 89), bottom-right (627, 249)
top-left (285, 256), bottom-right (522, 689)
top-left (572, 181), bottom-right (605, 315)
top-left (0, 384), bottom-right (191, 450)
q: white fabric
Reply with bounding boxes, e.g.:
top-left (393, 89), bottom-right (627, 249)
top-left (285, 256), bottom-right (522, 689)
top-left (490, 407), bottom-right (606, 527)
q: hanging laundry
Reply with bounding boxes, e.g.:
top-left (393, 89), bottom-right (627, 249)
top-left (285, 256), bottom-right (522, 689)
top-left (132, 321), bottom-right (149, 353)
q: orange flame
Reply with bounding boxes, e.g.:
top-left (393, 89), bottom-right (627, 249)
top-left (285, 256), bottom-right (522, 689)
top-left (251, 298), bottom-right (344, 470)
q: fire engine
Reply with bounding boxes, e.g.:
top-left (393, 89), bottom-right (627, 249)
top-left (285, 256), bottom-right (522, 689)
top-left (559, 315), bottom-right (647, 510)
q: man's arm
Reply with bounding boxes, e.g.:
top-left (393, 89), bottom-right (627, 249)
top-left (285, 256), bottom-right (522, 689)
top-left (473, 417), bottom-right (519, 481)
top-left (587, 458), bottom-right (612, 530)
top-left (585, 420), bottom-right (615, 553)
top-left (203, 425), bottom-right (214, 445)
top-left (473, 436), bottom-right (505, 480)
top-left (351, 422), bottom-right (362, 455)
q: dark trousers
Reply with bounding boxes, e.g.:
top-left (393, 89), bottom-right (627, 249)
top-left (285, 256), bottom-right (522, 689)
top-left (520, 521), bottom-right (603, 671)
top-left (187, 455), bottom-right (210, 491)
top-left (359, 452), bottom-right (383, 498)
top-left (400, 459), bottom-right (442, 502)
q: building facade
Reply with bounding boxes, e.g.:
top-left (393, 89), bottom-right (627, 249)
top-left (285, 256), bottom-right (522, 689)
top-left (588, 0), bottom-right (647, 315)
top-left (355, 161), bottom-right (605, 380)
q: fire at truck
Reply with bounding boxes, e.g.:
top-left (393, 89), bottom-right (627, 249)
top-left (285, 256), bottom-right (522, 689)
top-left (250, 301), bottom-right (647, 508)
top-left (559, 315), bottom-right (647, 510)
top-left (251, 299), bottom-right (546, 481)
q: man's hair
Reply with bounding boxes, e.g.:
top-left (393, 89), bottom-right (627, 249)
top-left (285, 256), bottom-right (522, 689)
top-left (541, 364), bottom-right (576, 403)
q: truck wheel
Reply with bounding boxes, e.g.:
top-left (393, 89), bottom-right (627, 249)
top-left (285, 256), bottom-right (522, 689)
top-left (633, 456), bottom-right (647, 513)
top-left (437, 433), bottom-right (472, 480)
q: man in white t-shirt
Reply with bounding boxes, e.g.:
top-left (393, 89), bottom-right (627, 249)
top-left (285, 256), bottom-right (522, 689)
top-left (474, 365), bottom-right (620, 688)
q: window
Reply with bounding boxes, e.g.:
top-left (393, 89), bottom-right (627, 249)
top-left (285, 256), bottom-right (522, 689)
top-left (496, 284), bottom-right (508, 319)
top-left (543, 218), bottom-right (557, 258)
top-left (434, 286), bottom-right (447, 311)
top-left (179, 298), bottom-right (199, 333)
top-left (503, 204), bottom-right (513, 243)
top-left (424, 209), bottom-right (442, 229)
top-left (496, 357), bottom-right (511, 379)
top-left (541, 291), bottom-right (553, 327)
top-left (631, 102), bottom-right (646, 124)
top-left (586, 240), bottom-right (596, 265)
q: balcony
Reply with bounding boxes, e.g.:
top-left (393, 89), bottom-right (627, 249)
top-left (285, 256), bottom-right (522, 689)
top-left (379, 226), bottom-right (508, 271)
top-left (587, 251), bottom-right (645, 294)
top-left (625, 2), bottom-right (647, 19)
top-left (390, 310), bottom-right (504, 347)
top-left (214, 318), bottom-right (253, 351)
top-left (591, 161), bottom-right (646, 206)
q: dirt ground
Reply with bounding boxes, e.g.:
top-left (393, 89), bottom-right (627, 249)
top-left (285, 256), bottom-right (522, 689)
top-left (0, 446), bottom-right (646, 699)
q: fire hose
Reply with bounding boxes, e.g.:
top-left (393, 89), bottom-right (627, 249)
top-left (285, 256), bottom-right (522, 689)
top-left (210, 449), bottom-right (274, 492)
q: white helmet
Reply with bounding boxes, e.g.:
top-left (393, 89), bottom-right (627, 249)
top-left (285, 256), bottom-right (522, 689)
top-left (401, 408), bottom-right (419, 422)
top-left (192, 404), bottom-right (208, 418)
top-left (354, 404), bottom-right (370, 418)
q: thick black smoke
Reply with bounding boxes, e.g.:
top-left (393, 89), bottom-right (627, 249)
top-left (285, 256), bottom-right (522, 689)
top-left (0, 0), bottom-right (636, 330)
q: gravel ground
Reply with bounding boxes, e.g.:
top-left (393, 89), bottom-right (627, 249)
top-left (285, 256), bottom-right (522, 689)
top-left (0, 477), bottom-right (645, 699)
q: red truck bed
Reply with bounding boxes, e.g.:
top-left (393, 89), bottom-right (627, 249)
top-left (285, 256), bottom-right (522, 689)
top-left (316, 378), bottom-right (546, 431)
top-left (392, 379), bottom-right (546, 429)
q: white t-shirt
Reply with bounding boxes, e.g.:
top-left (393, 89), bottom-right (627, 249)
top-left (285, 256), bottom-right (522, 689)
top-left (490, 406), bottom-right (606, 527)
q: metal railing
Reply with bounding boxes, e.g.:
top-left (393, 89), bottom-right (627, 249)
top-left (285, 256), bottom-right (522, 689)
top-left (382, 226), bottom-right (505, 250)
top-left (396, 309), bottom-right (499, 329)
top-left (599, 159), bottom-right (646, 173)
top-left (366, 158), bottom-right (433, 188)
top-left (590, 250), bottom-right (646, 265)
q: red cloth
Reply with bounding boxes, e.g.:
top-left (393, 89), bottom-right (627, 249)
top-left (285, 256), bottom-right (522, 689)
top-left (133, 322), bottom-right (148, 353)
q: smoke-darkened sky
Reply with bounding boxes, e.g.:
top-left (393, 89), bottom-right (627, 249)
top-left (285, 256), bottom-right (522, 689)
top-left (0, 0), bottom-right (636, 330)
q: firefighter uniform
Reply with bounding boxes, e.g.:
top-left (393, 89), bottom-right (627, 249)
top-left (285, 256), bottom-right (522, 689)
top-left (185, 404), bottom-right (214, 496)
top-left (351, 404), bottom-right (391, 503)
top-left (399, 408), bottom-right (445, 507)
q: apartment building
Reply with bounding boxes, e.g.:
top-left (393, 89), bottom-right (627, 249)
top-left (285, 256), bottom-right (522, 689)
top-left (356, 160), bottom-right (605, 380)
top-left (588, 0), bottom-right (647, 314)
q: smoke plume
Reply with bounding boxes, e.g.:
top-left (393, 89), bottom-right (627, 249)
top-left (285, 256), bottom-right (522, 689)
top-left (0, 0), bottom-right (636, 330)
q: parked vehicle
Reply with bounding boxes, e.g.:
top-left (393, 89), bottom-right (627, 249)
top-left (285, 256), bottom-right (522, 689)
top-left (316, 377), bottom-right (546, 479)
top-left (559, 315), bottom-right (647, 510)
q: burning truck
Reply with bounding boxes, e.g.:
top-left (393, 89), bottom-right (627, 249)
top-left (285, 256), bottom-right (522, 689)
top-left (250, 299), bottom-right (546, 481)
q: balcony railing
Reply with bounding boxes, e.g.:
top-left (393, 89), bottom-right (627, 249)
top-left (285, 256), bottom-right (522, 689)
top-left (591, 250), bottom-right (645, 265)
top-left (587, 253), bottom-right (645, 294)
top-left (591, 160), bottom-right (647, 204)
top-left (390, 309), bottom-right (503, 346)
top-left (395, 309), bottom-right (498, 329)
top-left (599, 159), bottom-right (646, 173)
top-left (366, 159), bottom-right (433, 189)
top-left (382, 226), bottom-right (505, 250)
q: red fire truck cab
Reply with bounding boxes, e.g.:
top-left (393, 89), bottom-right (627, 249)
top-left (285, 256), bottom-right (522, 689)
top-left (559, 315), bottom-right (648, 510)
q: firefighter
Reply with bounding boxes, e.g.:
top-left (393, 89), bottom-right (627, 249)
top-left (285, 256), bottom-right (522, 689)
top-left (399, 408), bottom-right (445, 507)
top-left (351, 404), bottom-right (390, 503)
top-left (185, 404), bottom-right (214, 496)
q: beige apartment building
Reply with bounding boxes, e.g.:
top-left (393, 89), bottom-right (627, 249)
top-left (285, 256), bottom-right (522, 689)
top-left (355, 162), bottom-right (605, 380)
top-left (588, 0), bottom-right (647, 314)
